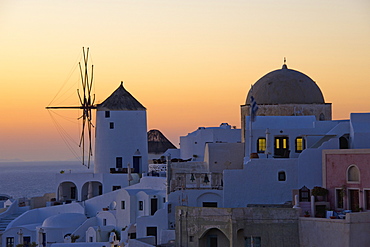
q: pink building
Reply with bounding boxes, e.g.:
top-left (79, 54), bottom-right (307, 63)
top-left (323, 149), bottom-right (370, 212)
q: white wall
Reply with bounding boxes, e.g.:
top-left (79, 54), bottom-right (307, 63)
top-left (223, 158), bottom-right (298, 207)
top-left (180, 123), bottom-right (241, 161)
top-left (94, 110), bottom-right (148, 174)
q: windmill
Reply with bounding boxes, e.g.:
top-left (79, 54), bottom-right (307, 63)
top-left (46, 47), bottom-right (96, 168)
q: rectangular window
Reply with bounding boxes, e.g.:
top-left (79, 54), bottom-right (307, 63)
top-left (202, 202), bottom-right (218, 207)
top-left (245, 237), bottom-right (261, 247)
top-left (278, 171), bottom-right (286, 181)
top-left (110, 122), bottom-right (114, 129)
top-left (103, 218), bottom-right (107, 226)
top-left (6, 237), bottom-right (14, 247)
top-left (257, 138), bottom-right (266, 153)
top-left (336, 189), bottom-right (344, 209)
top-left (283, 138), bottom-right (287, 149)
top-left (151, 198), bottom-right (158, 215)
top-left (168, 203), bottom-right (172, 213)
top-left (23, 236), bottom-right (31, 246)
top-left (295, 137), bottom-right (304, 153)
top-left (105, 111), bottom-right (110, 118)
top-left (71, 186), bottom-right (76, 200)
top-left (112, 186), bottom-right (121, 191)
top-left (121, 201), bottom-right (125, 210)
top-left (139, 201), bottom-right (143, 211)
top-left (365, 190), bottom-right (370, 210)
top-left (116, 157), bottom-right (123, 168)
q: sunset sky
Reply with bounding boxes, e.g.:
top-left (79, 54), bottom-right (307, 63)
top-left (0, 0), bottom-right (369, 162)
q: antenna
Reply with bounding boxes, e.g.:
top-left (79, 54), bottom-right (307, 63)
top-left (46, 47), bottom-right (96, 168)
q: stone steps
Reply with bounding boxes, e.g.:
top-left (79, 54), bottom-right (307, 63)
top-left (0, 213), bottom-right (23, 231)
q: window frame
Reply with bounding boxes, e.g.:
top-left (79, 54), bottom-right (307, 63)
top-left (278, 171), bottom-right (286, 181)
top-left (335, 188), bottom-right (344, 209)
top-left (347, 165), bottom-right (360, 183)
top-left (295, 137), bottom-right (305, 153)
top-left (257, 138), bottom-right (266, 153)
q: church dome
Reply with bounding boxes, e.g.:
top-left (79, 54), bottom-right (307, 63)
top-left (246, 64), bottom-right (325, 105)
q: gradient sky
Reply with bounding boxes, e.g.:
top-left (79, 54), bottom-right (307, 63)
top-left (0, 0), bottom-right (369, 161)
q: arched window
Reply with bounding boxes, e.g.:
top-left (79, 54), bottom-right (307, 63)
top-left (295, 137), bottom-right (305, 153)
top-left (278, 171), bottom-right (286, 181)
top-left (257, 138), bottom-right (266, 153)
top-left (347, 165), bottom-right (360, 183)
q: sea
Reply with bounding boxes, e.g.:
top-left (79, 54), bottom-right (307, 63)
top-left (0, 161), bottom-right (91, 199)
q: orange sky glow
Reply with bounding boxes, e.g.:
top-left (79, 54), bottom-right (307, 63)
top-left (0, 0), bottom-right (369, 161)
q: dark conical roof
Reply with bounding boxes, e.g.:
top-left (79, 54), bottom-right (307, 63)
top-left (97, 82), bottom-right (146, 111)
top-left (148, 129), bottom-right (177, 154)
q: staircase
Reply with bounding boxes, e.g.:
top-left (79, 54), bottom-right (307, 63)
top-left (0, 212), bottom-right (23, 231)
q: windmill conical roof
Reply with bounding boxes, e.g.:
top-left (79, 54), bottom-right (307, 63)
top-left (97, 82), bottom-right (146, 111)
top-left (148, 129), bottom-right (177, 154)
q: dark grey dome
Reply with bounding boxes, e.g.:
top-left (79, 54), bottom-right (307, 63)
top-left (246, 64), bottom-right (325, 105)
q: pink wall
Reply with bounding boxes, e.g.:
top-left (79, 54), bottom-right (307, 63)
top-left (323, 149), bottom-right (370, 211)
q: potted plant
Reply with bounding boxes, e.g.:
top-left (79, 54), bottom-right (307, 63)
top-left (71, 234), bottom-right (80, 243)
top-left (311, 186), bottom-right (328, 201)
top-left (304, 211), bottom-right (310, 217)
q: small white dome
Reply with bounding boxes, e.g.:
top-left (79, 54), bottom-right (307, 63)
top-left (42, 213), bottom-right (86, 228)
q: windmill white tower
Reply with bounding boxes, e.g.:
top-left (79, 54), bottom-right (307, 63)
top-left (50, 49), bottom-right (148, 201)
top-left (94, 82), bottom-right (148, 174)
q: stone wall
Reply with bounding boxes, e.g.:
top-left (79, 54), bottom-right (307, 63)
top-left (299, 212), bottom-right (370, 247)
top-left (176, 206), bottom-right (300, 247)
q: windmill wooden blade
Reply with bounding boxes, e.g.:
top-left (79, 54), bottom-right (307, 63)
top-left (46, 47), bottom-right (96, 168)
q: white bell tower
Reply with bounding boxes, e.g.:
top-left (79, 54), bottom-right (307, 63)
top-left (94, 82), bottom-right (148, 174)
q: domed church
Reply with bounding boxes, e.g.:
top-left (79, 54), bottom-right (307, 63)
top-left (240, 62), bottom-right (332, 141)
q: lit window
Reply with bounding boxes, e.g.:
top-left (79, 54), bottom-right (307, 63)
top-left (257, 138), bottom-right (266, 153)
top-left (295, 137), bottom-right (304, 153)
